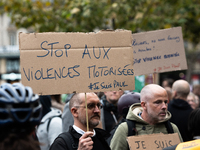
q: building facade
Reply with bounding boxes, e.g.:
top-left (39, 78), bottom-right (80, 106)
top-left (0, 13), bottom-right (28, 84)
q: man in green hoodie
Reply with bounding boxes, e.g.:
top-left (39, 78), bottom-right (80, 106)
top-left (110, 84), bottom-right (183, 150)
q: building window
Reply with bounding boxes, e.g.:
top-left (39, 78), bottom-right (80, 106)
top-left (6, 59), bottom-right (20, 73)
top-left (8, 31), bottom-right (16, 46)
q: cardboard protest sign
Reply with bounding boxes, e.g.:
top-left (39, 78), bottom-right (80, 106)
top-left (19, 30), bottom-right (134, 95)
top-left (127, 133), bottom-right (181, 150)
top-left (133, 27), bottom-right (187, 76)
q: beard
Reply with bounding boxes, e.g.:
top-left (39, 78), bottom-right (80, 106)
top-left (78, 113), bottom-right (100, 128)
top-left (147, 108), bottom-right (166, 123)
top-left (89, 114), bottom-right (100, 128)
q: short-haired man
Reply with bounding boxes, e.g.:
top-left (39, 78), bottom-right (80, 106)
top-left (50, 92), bottom-right (111, 150)
top-left (168, 79), bottom-right (193, 142)
top-left (110, 84), bottom-right (182, 150)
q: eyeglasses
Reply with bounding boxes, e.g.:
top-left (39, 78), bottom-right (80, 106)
top-left (75, 103), bottom-right (103, 110)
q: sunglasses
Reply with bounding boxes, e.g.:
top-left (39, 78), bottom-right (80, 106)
top-left (75, 103), bottom-right (103, 110)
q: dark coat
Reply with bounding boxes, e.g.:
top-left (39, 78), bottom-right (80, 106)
top-left (49, 126), bottom-right (111, 150)
top-left (168, 99), bottom-right (193, 142)
top-left (101, 95), bottom-right (121, 133)
top-left (162, 144), bottom-right (178, 150)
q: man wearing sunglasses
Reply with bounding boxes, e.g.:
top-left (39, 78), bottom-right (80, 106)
top-left (50, 92), bottom-right (111, 150)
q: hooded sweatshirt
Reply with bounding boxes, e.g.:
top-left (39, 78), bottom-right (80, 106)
top-left (110, 103), bottom-right (183, 150)
top-left (168, 99), bottom-right (193, 142)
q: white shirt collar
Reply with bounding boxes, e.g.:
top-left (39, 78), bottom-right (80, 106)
top-left (73, 125), bottom-right (96, 137)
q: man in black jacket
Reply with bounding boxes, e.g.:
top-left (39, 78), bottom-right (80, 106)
top-left (163, 108), bottom-right (200, 150)
top-left (168, 79), bottom-right (193, 142)
top-left (100, 90), bottom-right (123, 132)
top-left (50, 92), bottom-right (111, 150)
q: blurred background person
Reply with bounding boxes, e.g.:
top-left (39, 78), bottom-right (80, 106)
top-left (192, 84), bottom-right (200, 100)
top-left (165, 87), bottom-right (173, 103)
top-left (168, 79), bottom-right (193, 142)
top-left (62, 93), bottom-right (75, 132)
top-left (50, 94), bottom-right (65, 112)
top-left (0, 83), bottom-right (42, 150)
top-left (106, 92), bottom-right (141, 145)
top-left (187, 92), bottom-right (199, 110)
top-left (194, 95), bottom-right (200, 108)
top-left (117, 92), bottom-right (141, 123)
top-left (162, 78), bottom-right (174, 103)
top-left (162, 78), bottom-right (174, 88)
top-left (163, 108), bottom-right (200, 150)
top-left (100, 90), bottom-right (124, 132)
top-left (36, 95), bottom-right (62, 150)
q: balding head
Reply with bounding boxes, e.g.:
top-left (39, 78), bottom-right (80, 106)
top-left (141, 84), bottom-right (167, 103)
top-left (140, 84), bottom-right (168, 125)
top-left (172, 80), bottom-right (190, 99)
top-left (69, 93), bottom-right (82, 110)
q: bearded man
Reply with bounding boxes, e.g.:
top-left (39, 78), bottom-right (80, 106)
top-left (50, 92), bottom-right (111, 150)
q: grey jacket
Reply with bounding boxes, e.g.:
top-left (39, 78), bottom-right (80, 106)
top-left (62, 102), bottom-right (74, 132)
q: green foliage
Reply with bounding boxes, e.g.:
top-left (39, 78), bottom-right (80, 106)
top-left (0, 0), bottom-right (109, 32)
top-left (1, 0), bottom-right (200, 45)
top-left (1, 0), bottom-right (200, 81)
top-left (1, 0), bottom-right (200, 46)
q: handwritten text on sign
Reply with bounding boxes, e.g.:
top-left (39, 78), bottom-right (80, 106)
top-left (132, 27), bottom-right (187, 76)
top-left (127, 133), bottom-right (181, 150)
top-left (19, 31), bottom-right (135, 95)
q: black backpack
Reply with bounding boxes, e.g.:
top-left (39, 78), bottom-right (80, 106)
top-left (126, 119), bottom-right (174, 136)
top-left (57, 132), bottom-right (78, 150)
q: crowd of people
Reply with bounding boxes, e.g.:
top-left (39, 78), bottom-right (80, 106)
top-left (0, 78), bottom-right (200, 150)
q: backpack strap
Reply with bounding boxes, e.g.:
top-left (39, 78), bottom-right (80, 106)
top-left (126, 119), bottom-right (174, 135)
top-left (46, 114), bottom-right (62, 132)
top-left (58, 132), bottom-right (78, 149)
top-left (126, 119), bottom-right (136, 136)
top-left (164, 120), bottom-right (174, 133)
